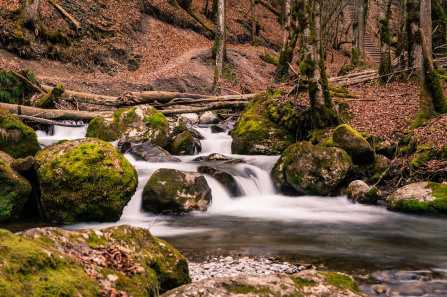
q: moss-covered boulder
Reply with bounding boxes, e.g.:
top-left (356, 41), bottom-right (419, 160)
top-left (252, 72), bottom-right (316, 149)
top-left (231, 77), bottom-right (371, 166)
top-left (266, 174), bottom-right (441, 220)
top-left (0, 105), bottom-right (40, 158)
top-left (0, 228), bottom-right (100, 297)
top-left (87, 105), bottom-right (170, 148)
top-left (231, 92), bottom-right (296, 155)
top-left (170, 130), bottom-right (195, 155)
top-left (143, 169), bottom-right (212, 213)
top-left (162, 270), bottom-right (362, 297)
top-left (272, 141), bottom-right (353, 195)
top-left (34, 138), bottom-right (138, 223)
top-left (15, 225), bottom-right (191, 296)
top-left (387, 182), bottom-right (447, 214)
top-left (346, 180), bottom-right (381, 204)
top-left (0, 153), bottom-right (32, 222)
top-left (328, 124), bottom-right (374, 164)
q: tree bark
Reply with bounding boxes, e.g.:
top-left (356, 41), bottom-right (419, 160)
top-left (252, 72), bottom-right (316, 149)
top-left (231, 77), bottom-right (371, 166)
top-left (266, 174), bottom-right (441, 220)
top-left (358, 0), bottom-right (366, 56)
top-left (378, 0), bottom-right (392, 80)
top-left (406, 0), bottom-right (421, 74)
top-left (23, 0), bottom-right (41, 29)
top-left (251, 0), bottom-right (257, 46)
top-left (48, 0), bottom-right (82, 31)
top-left (212, 0), bottom-right (225, 94)
top-left (276, 0), bottom-right (298, 79)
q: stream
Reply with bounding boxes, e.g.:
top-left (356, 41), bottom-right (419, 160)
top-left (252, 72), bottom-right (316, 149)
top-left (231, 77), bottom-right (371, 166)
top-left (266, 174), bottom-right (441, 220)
top-left (30, 123), bottom-right (447, 296)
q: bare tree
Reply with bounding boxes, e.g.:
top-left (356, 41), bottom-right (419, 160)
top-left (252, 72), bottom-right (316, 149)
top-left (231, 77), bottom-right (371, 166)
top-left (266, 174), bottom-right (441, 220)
top-left (276, 0), bottom-right (299, 79)
top-left (212, 0), bottom-right (226, 94)
top-left (378, 0), bottom-right (392, 80)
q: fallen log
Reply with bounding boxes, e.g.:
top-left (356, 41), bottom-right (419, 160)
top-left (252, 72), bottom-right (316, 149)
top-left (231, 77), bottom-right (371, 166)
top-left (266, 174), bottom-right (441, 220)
top-left (18, 115), bottom-right (85, 127)
top-left (41, 85), bottom-right (118, 106)
top-left (160, 101), bottom-right (248, 115)
top-left (36, 84), bottom-right (64, 108)
top-left (11, 71), bottom-right (45, 94)
top-left (117, 91), bottom-right (209, 106)
top-left (257, 0), bottom-right (279, 16)
top-left (48, 0), bottom-right (82, 30)
top-left (1, 103), bottom-right (111, 121)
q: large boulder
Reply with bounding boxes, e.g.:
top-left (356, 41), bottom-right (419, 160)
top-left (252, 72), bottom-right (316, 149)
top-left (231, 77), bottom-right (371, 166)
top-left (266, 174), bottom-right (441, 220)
top-left (0, 105), bottom-right (40, 158)
top-left (8, 225), bottom-right (190, 296)
top-left (231, 92), bottom-right (296, 155)
top-left (162, 270), bottom-right (363, 297)
top-left (346, 180), bottom-right (380, 204)
top-left (143, 169), bottom-right (212, 213)
top-left (272, 141), bottom-right (353, 195)
top-left (329, 124), bottom-right (374, 164)
top-left (198, 166), bottom-right (240, 197)
top-left (0, 229), bottom-right (100, 297)
top-left (87, 105), bottom-right (170, 148)
top-left (387, 182), bottom-right (447, 214)
top-left (128, 143), bottom-right (181, 162)
top-left (170, 130), bottom-right (195, 155)
top-left (34, 138), bottom-right (138, 223)
top-left (0, 153), bottom-right (32, 222)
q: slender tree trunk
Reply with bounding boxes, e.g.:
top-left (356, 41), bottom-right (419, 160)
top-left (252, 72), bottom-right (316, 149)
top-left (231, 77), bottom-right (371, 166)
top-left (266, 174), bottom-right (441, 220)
top-left (276, 0), bottom-right (295, 79)
top-left (406, 0), bottom-right (421, 74)
top-left (358, 0), bottom-right (366, 56)
top-left (297, 0), bottom-right (338, 128)
top-left (23, 0), bottom-right (41, 29)
top-left (420, 0), bottom-right (432, 54)
top-left (213, 0), bottom-right (225, 94)
top-left (378, 0), bottom-right (392, 80)
top-left (353, 0), bottom-right (360, 61)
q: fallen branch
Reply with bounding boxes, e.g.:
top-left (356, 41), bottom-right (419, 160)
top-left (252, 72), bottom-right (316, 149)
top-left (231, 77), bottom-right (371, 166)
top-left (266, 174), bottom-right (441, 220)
top-left (48, 0), bottom-right (82, 30)
top-left (1, 102), bottom-right (111, 121)
top-left (160, 101), bottom-right (247, 115)
top-left (11, 71), bottom-right (45, 94)
top-left (18, 115), bottom-right (85, 127)
top-left (41, 85), bottom-right (118, 106)
top-left (257, 0), bottom-right (279, 16)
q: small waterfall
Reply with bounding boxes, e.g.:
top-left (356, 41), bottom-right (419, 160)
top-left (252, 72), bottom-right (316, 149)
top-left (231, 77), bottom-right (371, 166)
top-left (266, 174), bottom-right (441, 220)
top-left (192, 125), bottom-right (233, 155)
top-left (36, 123), bottom-right (87, 147)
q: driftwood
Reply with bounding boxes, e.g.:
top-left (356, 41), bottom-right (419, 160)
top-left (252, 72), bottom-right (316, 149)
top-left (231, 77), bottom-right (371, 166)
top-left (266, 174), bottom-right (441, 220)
top-left (257, 0), bottom-right (279, 16)
top-left (1, 102), bottom-right (111, 121)
top-left (160, 101), bottom-right (247, 115)
top-left (18, 115), bottom-right (85, 127)
top-left (48, 0), bottom-right (82, 30)
top-left (11, 71), bottom-right (45, 94)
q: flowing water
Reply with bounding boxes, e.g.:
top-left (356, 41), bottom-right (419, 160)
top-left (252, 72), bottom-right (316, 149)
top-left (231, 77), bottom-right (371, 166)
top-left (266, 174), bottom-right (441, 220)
top-left (32, 123), bottom-right (447, 296)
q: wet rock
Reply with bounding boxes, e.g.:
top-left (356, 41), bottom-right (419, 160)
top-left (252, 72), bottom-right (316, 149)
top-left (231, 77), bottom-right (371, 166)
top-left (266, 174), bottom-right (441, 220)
top-left (11, 156), bottom-right (35, 173)
top-left (372, 154), bottom-right (389, 179)
top-left (164, 269), bottom-right (363, 296)
top-left (328, 124), bottom-right (374, 164)
top-left (199, 111), bottom-right (219, 124)
top-left (170, 130), bottom-right (195, 155)
top-left (198, 166), bottom-right (240, 196)
top-left (34, 138), bottom-right (138, 223)
top-left (87, 105), bottom-right (170, 148)
top-left (193, 153), bottom-right (244, 163)
top-left (128, 143), bottom-right (180, 162)
top-left (272, 141), bottom-right (353, 195)
top-left (346, 180), bottom-right (381, 204)
top-left (116, 139), bottom-right (132, 154)
top-left (231, 92), bottom-right (296, 155)
top-left (210, 125), bottom-right (225, 133)
top-left (0, 153), bottom-right (32, 222)
top-left (0, 105), bottom-right (40, 158)
top-left (387, 182), bottom-right (447, 214)
top-left (14, 225), bottom-right (190, 296)
top-left (143, 168), bottom-right (211, 213)
top-left (178, 113), bottom-right (199, 125)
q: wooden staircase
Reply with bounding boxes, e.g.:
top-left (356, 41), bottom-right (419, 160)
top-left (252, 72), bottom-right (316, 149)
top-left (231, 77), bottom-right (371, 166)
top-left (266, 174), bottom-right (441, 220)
top-left (364, 33), bottom-right (381, 63)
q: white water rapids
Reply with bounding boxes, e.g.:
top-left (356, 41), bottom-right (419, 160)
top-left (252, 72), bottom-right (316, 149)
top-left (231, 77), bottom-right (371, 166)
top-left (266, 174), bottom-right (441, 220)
top-left (35, 123), bottom-right (447, 278)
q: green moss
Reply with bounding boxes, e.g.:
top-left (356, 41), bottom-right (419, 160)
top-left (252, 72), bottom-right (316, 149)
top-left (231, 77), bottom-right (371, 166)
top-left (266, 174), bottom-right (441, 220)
top-left (0, 229), bottom-right (99, 296)
top-left (323, 272), bottom-right (363, 296)
top-left (389, 183), bottom-right (447, 214)
top-left (0, 105), bottom-right (40, 158)
top-left (289, 276), bottom-right (317, 288)
top-left (35, 139), bottom-right (137, 223)
top-left (87, 232), bottom-right (107, 247)
top-left (143, 110), bottom-right (168, 131)
top-left (222, 282), bottom-right (275, 295)
top-left (260, 53), bottom-right (279, 66)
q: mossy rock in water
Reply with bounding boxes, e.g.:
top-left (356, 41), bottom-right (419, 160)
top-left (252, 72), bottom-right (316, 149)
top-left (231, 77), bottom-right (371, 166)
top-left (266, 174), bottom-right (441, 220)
top-left (170, 130), bottom-right (195, 155)
top-left (0, 105), bottom-right (40, 158)
top-left (87, 105), bottom-right (170, 148)
top-left (231, 92), bottom-right (296, 155)
top-left (0, 153), bottom-right (32, 222)
top-left (16, 225), bottom-right (191, 296)
top-left (162, 270), bottom-right (362, 296)
top-left (143, 168), bottom-right (211, 213)
top-left (346, 180), bottom-right (381, 204)
top-left (387, 182), bottom-right (447, 214)
top-left (0, 229), bottom-right (100, 297)
top-left (271, 141), bottom-right (353, 195)
top-left (328, 124), bottom-right (374, 164)
top-left (34, 138), bottom-right (138, 223)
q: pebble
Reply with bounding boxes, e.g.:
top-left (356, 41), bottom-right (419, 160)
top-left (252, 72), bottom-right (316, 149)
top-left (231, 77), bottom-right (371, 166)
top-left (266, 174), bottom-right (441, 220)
top-left (188, 256), bottom-right (315, 282)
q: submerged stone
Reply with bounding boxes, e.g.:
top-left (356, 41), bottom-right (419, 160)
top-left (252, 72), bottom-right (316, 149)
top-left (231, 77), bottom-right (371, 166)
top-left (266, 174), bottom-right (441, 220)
top-left (272, 141), bottom-right (352, 195)
top-left (143, 168), bottom-right (211, 213)
top-left (346, 180), bottom-right (381, 204)
top-left (34, 138), bottom-right (138, 223)
top-left (129, 142), bottom-right (181, 162)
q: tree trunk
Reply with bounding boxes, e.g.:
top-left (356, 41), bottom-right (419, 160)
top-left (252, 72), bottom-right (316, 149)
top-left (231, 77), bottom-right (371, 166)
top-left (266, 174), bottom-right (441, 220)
top-left (23, 0), bottom-right (41, 29)
top-left (406, 0), bottom-right (421, 74)
top-left (251, 0), bottom-right (257, 46)
top-left (212, 0), bottom-right (225, 94)
top-left (420, 0), bottom-right (432, 54)
top-left (412, 28), bottom-right (447, 128)
top-left (35, 84), bottom-right (64, 109)
top-left (378, 0), bottom-right (392, 81)
top-left (358, 0), bottom-right (366, 56)
top-left (297, 0), bottom-right (338, 128)
top-left (276, 0), bottom-right (298, 79)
